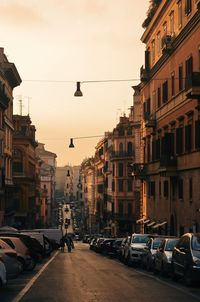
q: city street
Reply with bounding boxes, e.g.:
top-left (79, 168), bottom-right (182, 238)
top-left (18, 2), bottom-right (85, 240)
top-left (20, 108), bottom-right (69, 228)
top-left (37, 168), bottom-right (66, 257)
top-left (1, 243), bottom-right (200, 302)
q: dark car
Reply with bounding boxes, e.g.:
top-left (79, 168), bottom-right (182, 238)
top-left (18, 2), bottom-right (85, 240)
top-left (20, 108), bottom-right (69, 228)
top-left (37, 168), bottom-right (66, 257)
top-left (154, 237), bottom-right (179, 276)
top-left (107, 238), bottom-right (124, 258)
top-left (98, 239), bottom-right (116, 255)
top-left (172, 233), bottom-right (200, 286)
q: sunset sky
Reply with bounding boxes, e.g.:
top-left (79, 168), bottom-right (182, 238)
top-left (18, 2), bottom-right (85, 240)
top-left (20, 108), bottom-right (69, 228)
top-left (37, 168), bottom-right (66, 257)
top-left (0, 0), bottom-right (149, 166)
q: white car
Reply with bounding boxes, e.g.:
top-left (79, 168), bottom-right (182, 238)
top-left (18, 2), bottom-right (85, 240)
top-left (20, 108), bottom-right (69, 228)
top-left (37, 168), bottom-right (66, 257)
top-left (124, 234), bottom-right (152, 265)
top-left (0, 259), bottom-right (6, 287)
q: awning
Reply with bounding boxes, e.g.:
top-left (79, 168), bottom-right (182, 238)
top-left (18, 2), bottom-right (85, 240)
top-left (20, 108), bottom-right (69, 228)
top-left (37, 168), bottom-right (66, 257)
top-left (152, 223), bottom-right (160, 229)
top-left (159, 221), bottom-right (167, 227)
top-left (147, 221), bottom-right (156, 227)
top-left (136, 217), bottom-right (145, 223)
top-left (144, 219), bottom-right (150, 224)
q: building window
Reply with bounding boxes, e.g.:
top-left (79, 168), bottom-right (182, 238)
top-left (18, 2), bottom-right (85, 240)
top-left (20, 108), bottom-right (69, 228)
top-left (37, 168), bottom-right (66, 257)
top-left (157, 87), bottom-right (161, 108)
top-left (185, 124), bottom-right (192, 152)
top-left (150, 181), bottom-right (155, 197)
top-left (119, 143), bottom-right (124, 154)
top-left (176, 127), bottom-right (184, 154)
top-left (171, 72), bottom-right (175, 97)
top-left (189, 177), bottom-right (193, 201)
top-left (195, 120), bottom-right (200, 149)
top-left (119, 202), bottom-right (123, 214)
top-left (127, 179), bottom-right (132, 192)
top-left (118, 162), bottom-right (123, 177)
top-left (157, 32), bottom-right (161, 55)
top-left (127, 142), bottom-right (133, 156)
top-left (162, 81), bottom-right (168, 103)
top-left (178, 0), bottom-right (183, 28)
top-left (179, 64), bottom-right (183, 91)
top-left (151, 40), bottom-right (155, 63)
top-left (112, 180), bottom-right (115, 192)
top-left (163, 180), bottom-right (169, 199)
top-left (170, 11), bottom-right (174, 35)
top-left (178, 179), bottom-right (183, 199)
top-left (112, 163), bottom-right (115, 176)
top-left (128, 203), bottom-right (132, 216)
top-left (118, 179), bottom-right (124, 192)
top-left (199, 47), bottom-right (200, 71)
top-left (185, 0), bottom-right (192, 15)
top-left (185, 56), bottom-right (193, 90)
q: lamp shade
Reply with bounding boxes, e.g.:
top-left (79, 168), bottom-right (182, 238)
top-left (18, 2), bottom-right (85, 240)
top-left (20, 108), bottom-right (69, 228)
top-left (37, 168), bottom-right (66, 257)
top-left (69, 138), bottom-right (74, 148)
top-left (74, 82), bottom-right (83, 97)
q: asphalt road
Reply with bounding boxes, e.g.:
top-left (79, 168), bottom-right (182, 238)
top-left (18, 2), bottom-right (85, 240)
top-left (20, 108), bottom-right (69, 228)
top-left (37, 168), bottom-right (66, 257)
top-left (2, 242), bottom-right (200, 302)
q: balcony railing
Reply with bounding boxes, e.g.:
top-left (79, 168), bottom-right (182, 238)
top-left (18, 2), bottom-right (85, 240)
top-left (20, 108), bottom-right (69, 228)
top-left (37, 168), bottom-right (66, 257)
top-left (185, 72), bottom-right (200, 99)
top-left (114, 213), bottom-right (135, 222)
top-left (110, 151), bottom-right (134, 159)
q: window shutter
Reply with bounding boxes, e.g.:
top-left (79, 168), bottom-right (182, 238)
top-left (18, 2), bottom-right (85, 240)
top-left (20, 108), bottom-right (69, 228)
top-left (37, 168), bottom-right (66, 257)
top-left (195, 120), bottom-right (200, 149)
top-left (185, 124), bottom-right (192, 152)
top-left (176, 127), bottom-right (183, 154)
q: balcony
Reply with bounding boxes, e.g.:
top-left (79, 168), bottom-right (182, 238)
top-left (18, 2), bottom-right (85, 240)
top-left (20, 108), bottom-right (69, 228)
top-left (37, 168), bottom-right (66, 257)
top-left (144, 112), bottom-right (156, 128)
top-left (159, 156), bottom-right (177, 176)
top-left (131, 163), bottom-right (147, 180)
top-left (161, 34), bottom-right (174, 53)
top-left (110, 151), bottom-right (134, 160)
top-left (185, 72), bottom-right (200, 99)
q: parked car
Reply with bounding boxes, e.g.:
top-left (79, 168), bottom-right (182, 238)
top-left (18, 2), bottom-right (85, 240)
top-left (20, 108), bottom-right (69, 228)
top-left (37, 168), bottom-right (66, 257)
top-left (0, 239), bottom-right (22, 279)
top-left (0, 232), bottom-right (45, 261)
top-left (108, 238), bottom-right (124, 258)
top-left (0, 237), bottom-right (36, 271)
top-left (98, 238), bottom-right (116, 255)
top-left (21, 231), bottom-right (52, 257)
top-left (154, 237), bottom-right (179, 276)
top-left (141, 237), bottom-right (164, 271)
top-left (124, 234), bottom-right (153, 266)
top-left (0, 259), bottom-right (6, 287)
top-left (172, 233), bottom-right (200, 286)
top-left (89, 238), bottom-right (97, 251)
top-left (32, 229), bottom-right (63, 249)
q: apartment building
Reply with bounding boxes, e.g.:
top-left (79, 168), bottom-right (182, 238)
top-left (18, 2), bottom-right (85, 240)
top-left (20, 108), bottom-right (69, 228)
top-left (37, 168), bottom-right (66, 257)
top-left (12, 115), bottom-right (38, 228)
top-left (135, 0), bottom-right (200, 236)
top-left (0, 48), bottom-right (21, 226)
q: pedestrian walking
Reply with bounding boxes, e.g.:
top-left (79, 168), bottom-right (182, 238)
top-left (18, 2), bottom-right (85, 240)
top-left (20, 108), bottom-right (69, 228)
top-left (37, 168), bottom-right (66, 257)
top-left (60, 236), bottom-right (65, 252)
top-left (65, 235), bottom-right (74, 253)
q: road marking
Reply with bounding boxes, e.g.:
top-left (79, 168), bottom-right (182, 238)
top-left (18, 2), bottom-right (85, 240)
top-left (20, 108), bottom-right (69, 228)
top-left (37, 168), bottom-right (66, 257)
top-left (11, 251), bottom-right (59, 302)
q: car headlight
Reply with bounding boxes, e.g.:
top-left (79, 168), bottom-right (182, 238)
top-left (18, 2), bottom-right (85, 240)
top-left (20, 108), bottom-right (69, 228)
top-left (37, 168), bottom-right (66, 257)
top-left (166, 256), bottom-right (172, 263)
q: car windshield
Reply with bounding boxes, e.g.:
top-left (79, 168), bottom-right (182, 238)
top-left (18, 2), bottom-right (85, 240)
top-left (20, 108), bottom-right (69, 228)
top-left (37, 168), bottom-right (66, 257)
top-left (132, 236), bottom-right (149, 244)
top-left (192, 236), bottom-right (200, 251)
top-left (152, 239), bottom-right (162, 249)
top-left (165, 239), bottom-right (178, 251)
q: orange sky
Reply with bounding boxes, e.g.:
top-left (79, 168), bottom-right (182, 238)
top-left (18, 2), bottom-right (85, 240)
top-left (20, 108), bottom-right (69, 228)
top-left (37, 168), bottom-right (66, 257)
top-left (0, 0), bottom-right (149, 166)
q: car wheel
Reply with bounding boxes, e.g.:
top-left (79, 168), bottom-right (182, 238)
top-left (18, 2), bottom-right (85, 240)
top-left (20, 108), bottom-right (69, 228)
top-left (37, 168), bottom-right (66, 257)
top-left (184, 269), bottom-right (193, 287)
top-left (153, 261), bottom-right (158, 275)
top-left (26, 258), bottom-right (36, 271)
top-left (160, 262), bottom-right (166, 277)
top-left (18, 257), bottom-right (26, 271)
top-left (171, 263), bottom-right (178, 281)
